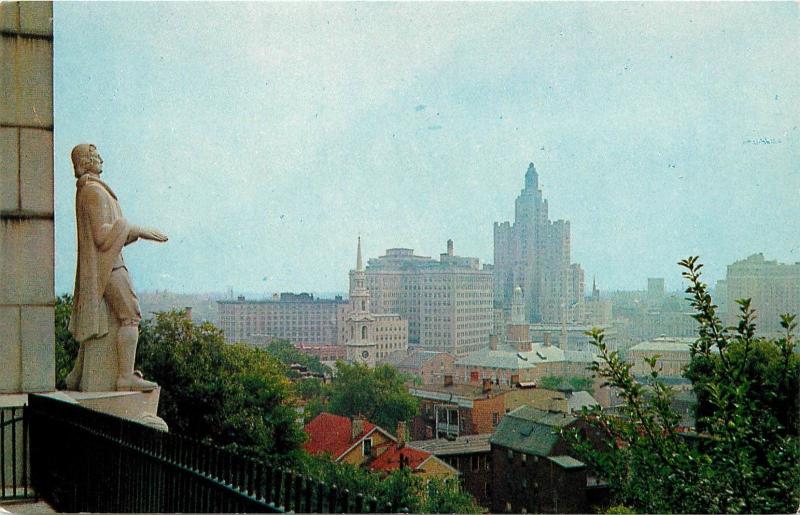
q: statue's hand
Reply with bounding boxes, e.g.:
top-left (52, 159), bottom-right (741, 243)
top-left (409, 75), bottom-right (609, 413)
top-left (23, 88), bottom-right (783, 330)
top-left (139, 227), bottom-right (168, 242)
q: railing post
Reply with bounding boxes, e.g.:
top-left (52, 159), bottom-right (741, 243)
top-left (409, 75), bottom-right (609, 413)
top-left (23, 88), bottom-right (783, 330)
top-left (263, 462), bottom-right (274, 504)
top-left (283, 469), bottom-right (293, 511)
top-left (1, 410), bottom-right (6, 498)
top-left (328, 484), bottom-right (339, 513)
top-left (247, 458), bottom-right (257, 497)
top-left (293, 473), bottom-right (303, 511)
top-left (368, 496), bottom-right (378, 513)
top-left (304, 475), bottom-right (313, 512)
top-left (273, 467), bottom-right (283, 509)
top-left (11, 407), bottom-right (18, 498)
top-left (341, 488), bottom-right (350, 513)
top-left (316, 480), bottom-right (326, 513)
top-left (354, 492), bottom-right (364, 513)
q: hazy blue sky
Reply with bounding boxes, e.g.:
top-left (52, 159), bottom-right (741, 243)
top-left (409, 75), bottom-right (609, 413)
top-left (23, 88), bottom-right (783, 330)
top-left (54, 2), bottom-right (799, 296)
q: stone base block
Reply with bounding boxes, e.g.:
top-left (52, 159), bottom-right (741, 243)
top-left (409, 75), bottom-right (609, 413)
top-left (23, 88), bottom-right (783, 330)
top-left (62, 389), bottom-right (168, 432)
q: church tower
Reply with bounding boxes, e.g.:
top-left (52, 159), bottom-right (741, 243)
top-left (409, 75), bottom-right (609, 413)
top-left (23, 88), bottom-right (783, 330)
top-left (345, 237), bottom-right (377, 367)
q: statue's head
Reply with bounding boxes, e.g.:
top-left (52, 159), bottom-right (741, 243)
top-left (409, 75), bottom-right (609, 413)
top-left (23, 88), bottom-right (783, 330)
top-left (71, 143), bottom-right (103, 178)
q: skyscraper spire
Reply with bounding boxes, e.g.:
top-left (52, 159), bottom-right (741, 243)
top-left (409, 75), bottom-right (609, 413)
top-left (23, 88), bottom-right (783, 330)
top-left (356, 236), bottom-right (363, 272)
top-left (525, 162), bottom-right (538, 190)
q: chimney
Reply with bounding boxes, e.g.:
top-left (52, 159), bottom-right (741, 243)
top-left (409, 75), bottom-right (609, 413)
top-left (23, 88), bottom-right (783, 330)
top-left (482, 378), bottom-right (492, 394)
top-left (447, 239), bottom-right (454, 256)
top-left (351, 416), bottom-right (366, 441)
top-left (396, 421), bottom-right (407, 448)
top-left (543, 333), bottom-right (552, 347)
top-left (489, 334), bottom-right (499, 351)
top-left (444, 374), bottom-right (454, 387)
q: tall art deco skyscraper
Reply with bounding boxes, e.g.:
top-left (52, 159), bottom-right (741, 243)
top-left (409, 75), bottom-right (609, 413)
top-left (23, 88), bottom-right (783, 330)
top-left (493, 163), bottom-right (584, 324)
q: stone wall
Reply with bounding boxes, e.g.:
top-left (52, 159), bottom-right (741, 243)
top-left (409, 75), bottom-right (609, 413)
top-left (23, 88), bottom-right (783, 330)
top-left (0, 2), bottom-right (54, 393)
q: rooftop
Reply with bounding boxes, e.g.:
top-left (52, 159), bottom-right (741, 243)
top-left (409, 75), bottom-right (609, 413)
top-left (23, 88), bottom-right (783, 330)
top-left (546, 456), bottom-right (586, 469)
top-left (390, 350), bottom-right (451, 370)
top-left (409, 383), bottom-right (513, 401)
top-left (303, 413), bottom-right (379, 459)
top-left (489, 406), bottom-right (577, 456)
top-left (408, 434), bottom-right (492, 455)
top-left (455, 342), bottom-right (598, 369)
top-left (369, 445), bottom-right (431, 473)
top-left (629, 337), bottom-right (698, 353)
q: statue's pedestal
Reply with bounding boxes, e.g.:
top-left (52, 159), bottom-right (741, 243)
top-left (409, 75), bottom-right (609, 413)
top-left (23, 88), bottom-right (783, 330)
top-left (50, 389), bottom-right (169, 431)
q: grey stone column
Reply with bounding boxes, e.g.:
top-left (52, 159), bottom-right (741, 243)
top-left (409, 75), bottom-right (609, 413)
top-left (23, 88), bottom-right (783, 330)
top-left (0, 2), bottom-right (54, 393)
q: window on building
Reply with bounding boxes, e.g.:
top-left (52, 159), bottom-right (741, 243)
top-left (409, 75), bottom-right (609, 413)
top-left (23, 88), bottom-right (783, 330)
top-left (363, 438), bottom-right (372, 456)
top-left (492, 412), bottom-right (500, 427)
top-left (362, 326), bottom-right (367, 339)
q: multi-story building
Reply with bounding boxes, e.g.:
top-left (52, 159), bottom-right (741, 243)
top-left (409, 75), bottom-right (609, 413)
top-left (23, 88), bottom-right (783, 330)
top-left (217, 293), bottom-right (347, 345)
top-left (494, 163), bottom-right (585, 324)
top-left (490, 406), bottom-right (601, 514)
top-left (409, 434), bottom-right (493, 509)
top-left (384, 350), bottom-right (455, 385)
top-left (365, 240), bottom-right (493, 356)
top-left (409, 378), bottom-right (509, 440)
top-left (343, 238), bottom-right (408, 367)
top-left (724, 253), bottom-right (800, 336)
top-left (626, 337), bottom-right (700, 378)
top-left (294, 344), bottom-right (347, 366)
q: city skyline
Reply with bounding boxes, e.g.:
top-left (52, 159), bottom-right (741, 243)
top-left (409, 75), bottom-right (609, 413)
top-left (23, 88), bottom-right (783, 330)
top-left (53, 3), bottom-right (799, 295)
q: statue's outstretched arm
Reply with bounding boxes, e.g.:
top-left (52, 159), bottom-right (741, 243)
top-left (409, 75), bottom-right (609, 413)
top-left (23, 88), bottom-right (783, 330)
top-left (85, 186), bottom-right (129, 251)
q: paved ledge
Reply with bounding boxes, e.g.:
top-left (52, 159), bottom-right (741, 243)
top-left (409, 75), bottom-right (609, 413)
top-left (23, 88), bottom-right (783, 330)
top-left (0, 499), bottom-right (55, 513)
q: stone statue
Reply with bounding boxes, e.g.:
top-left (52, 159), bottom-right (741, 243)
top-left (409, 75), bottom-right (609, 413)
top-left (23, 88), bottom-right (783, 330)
top-left (65, 143), bottom-right (168, 391)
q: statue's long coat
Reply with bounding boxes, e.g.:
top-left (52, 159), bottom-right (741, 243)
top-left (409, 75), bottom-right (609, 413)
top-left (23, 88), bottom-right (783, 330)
top-left (68, 175), bottom-right (135, 343)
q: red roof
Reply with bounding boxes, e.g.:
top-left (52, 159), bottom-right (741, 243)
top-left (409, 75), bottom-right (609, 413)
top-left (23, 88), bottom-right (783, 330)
top-left (369, 444), bottom-right (431, 473)
top-left (304, 413), bottom-right (377, 459)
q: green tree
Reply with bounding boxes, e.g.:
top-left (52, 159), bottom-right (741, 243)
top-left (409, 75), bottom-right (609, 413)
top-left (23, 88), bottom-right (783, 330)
top-left (54, 294), bottom-right (80, 389)
top-left (539, 375), bottom-right (594, 391)
top-left (327, 361), bottom-right (419, 432)
top-left (264, 339), bottom-right (330, 376)
top-left (297, 454), bottom-right (481, 513)
top-left (294, 376), bottom-right (329, 422)
top-left (570, 257), bottom-right (800, 513)
top-left (136, 310), bottom-right (305, 461)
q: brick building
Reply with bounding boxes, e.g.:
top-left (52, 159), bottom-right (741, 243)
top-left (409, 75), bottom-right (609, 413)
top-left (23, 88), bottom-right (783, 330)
top-left (409, 434), bottom-right (493, 509)
top-left (408, 380), bottom-right (507, 440)
top-left (294, 344), bottom-right (346, 366)
top-left (490, 406), bottom-right (596, 513)
top-left (384, 350), bottom-right (455, 385)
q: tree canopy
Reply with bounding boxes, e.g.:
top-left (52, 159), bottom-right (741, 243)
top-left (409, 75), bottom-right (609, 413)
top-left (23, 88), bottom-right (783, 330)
top-left (298, 454), bottom-right (481, 513)
top-left (326, 361), bottom-right (419, 433)
top-left (571, 257), bottom-right (800, 513)
top-left (263, 339), bottom-right (330, 376)
top-left (538, 375), bottom-right (594, 392)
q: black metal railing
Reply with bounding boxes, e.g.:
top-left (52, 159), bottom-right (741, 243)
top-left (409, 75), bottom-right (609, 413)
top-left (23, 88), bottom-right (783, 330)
top-left (28, 394), bottom-right (389, 513)
top-left (1, 406), bottom-right (32, 500)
